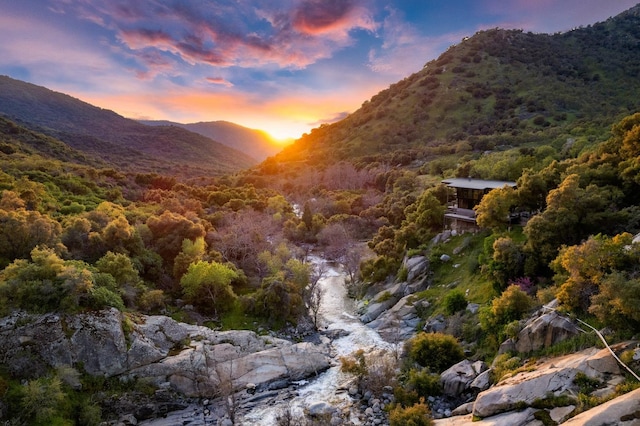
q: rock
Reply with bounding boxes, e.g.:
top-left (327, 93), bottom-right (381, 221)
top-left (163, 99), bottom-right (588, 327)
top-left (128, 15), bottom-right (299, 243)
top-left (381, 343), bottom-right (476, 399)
top-left (434, 408), bottom-right (540, 426)
top-left (440, 359), bottom-right (488, 397)
top-left (0, 309), bottom-right (331, 401)
top-left (472, 347), bottom-right (622, 418)
top-left (561, 387), bottom-right (640, 425)
top-left (403, 255), bottom-right (429, 282)
top-left (307, 401), bottom-right (336, 417)
top-left (440, 254), bottom-right (451, 262)
top-left (470, 369), bottom-right (491, 392)
top-left (451, 402), bottom-right (474, 416)
top-left (423, 314), bottom-right (447, 333)
top-left (120, 413), bottom-right (138, 425)
top-left (548, 405), bottom-right (575, 423)
top-left (367, 294), bottom-right (423, 341)
top-left (514, 311), bottom-right (581, 354)
top-left (466, 303), bottom-right (480, 314)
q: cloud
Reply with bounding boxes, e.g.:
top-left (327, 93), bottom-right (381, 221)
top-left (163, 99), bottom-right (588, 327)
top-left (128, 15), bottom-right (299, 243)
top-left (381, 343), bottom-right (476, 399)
top-left (51, 0), bottom-right (379, 72)
top-left (292, 0), bottom-right (376, 36)
top-left (206, 77), bottom-right (234, 87)
top-left (367, 7), bottom-right (464, 77)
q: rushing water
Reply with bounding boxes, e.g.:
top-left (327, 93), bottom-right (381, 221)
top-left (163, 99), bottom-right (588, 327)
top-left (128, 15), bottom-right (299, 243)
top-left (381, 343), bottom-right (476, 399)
top-left (240, 256), bottom-right (390, 425)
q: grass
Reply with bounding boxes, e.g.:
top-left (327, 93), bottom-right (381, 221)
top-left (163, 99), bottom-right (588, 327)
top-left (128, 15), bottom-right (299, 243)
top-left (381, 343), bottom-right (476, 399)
top-left (416, 230), bottom-right (495, 315)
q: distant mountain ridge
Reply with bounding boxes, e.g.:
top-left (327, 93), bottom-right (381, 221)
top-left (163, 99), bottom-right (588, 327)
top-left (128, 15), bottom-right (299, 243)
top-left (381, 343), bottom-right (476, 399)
top-left (274, 3), bottom-right (640, 166)
top-left (141, 119), bottom-right (286, 161)
top-left (0, 76), bottom-right (256, 177)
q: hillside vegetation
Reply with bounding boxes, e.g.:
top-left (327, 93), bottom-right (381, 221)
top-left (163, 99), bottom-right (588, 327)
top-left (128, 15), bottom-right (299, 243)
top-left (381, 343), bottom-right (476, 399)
top-left (0, 76), bottom-right (256, 177)
top-left (273, 4), bottom-right (640, 167)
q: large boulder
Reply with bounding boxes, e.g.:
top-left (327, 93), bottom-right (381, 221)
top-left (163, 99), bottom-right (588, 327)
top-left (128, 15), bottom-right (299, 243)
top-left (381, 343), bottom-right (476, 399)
top-left (440, 360), bottom-right (488, 397)
top-left (561, 387), bottom-right (640, 425)
top-left (473, 347), bottom-right (622, 418)
top-left (515, 311), bottom-right (581, 354)
top-left (0, 310), bottom-right (331, 398)
top-left (403, 255), bottom-right (429, 282)
top-left (367, 295), bottom-right (426, 341)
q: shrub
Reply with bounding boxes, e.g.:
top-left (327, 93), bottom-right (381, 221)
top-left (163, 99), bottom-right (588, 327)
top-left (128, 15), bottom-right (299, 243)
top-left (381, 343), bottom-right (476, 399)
top-left (491, 284), bottom-right (534, 325)
top-left (407, 368), bottom-right (441, 397)
top-left (404, 332), bottom-right (464, 373)
top-left (443, 290), bottom-right (467, 315)
top-left (389, 398), bottom-right (434, 426)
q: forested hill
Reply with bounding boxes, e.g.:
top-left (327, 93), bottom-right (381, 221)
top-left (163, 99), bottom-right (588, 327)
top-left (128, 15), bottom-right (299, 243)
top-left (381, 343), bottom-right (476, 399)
top-left (141, 120), bottom-right (286, 162)
top-left (0, 76), bottom-right (256, 177)
top-left (274, 4), bottom-right (640, 166)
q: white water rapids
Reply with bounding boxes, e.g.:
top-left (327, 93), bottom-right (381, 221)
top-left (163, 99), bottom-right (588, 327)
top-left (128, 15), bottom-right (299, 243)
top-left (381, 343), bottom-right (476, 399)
top-left (239, 256), bottom-right (390, 425)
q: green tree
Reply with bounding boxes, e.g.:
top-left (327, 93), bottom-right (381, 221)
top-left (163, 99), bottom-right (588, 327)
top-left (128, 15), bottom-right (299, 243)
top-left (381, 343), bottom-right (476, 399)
top-left (0, 204), bottom-right (61, 267)
top-left (180, 260), bottom-right (238, 316)
top-left (524, 174), bottom-right (619, 272)
top-left (173, 236), bottom-right (206, 279)
top-left (488, 237), bottom-right (525, 292)
top-left (475, 185), bottom-right (516, 231)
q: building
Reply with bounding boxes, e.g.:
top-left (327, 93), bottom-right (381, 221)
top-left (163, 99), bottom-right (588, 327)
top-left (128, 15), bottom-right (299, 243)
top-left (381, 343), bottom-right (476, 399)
top-left (442, 178), bottom-right (517, 231)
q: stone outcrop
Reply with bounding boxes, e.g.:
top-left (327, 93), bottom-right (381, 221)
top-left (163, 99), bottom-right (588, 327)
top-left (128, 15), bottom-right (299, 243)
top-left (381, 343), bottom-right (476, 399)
top-left (561, 387), bottom-right (640, 425)
top-left (472, 347), bottom-right (621, 419)
top-left (439, 359), bottom-right (488, 397)
top-left (514, 308), bottom-right (582, 354)
top-left (0, 309), bottom-right (331, 397)
top-left (366, 294), bottom-right (427, 341)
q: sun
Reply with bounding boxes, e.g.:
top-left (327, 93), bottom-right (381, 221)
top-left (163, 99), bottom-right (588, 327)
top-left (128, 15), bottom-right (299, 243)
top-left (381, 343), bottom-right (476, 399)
top-left (261, 122), bottom-right (308, 145)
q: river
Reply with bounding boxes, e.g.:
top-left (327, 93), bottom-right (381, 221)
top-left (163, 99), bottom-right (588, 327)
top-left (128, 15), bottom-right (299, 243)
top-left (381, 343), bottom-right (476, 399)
top-left (239, 256), bottom-right (390, 425)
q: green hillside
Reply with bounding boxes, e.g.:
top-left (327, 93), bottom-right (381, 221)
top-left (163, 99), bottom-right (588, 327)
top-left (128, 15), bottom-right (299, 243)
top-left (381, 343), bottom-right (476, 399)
top-left (0, 76), bottom-right (256, 177)
top-left (274, 4), bottom-right (640, 166)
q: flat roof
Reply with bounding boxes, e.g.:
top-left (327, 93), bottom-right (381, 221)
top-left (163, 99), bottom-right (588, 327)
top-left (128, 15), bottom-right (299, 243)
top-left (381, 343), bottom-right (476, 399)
top-left (442, 178), bottom-right (517, 190)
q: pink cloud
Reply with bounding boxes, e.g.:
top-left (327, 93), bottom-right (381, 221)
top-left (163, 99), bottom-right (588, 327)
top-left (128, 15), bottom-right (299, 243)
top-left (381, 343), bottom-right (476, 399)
top-left (51, 0), bottom-right (378, 71)
top-left (206, 77), bottom-right (233, 87)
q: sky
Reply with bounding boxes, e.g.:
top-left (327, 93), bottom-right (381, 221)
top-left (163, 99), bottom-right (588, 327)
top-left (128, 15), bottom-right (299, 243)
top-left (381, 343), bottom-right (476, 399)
top-left (1, 1), bottom-right (638, 141)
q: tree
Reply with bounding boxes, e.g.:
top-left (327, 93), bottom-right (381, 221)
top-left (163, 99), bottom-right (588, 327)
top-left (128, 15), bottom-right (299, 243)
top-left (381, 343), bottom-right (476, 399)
top-left (488, 237), bottom-right (525, 292)
top-left (180, 261), bottom-right (238, 317)
top-left (524, 174), bottom-right (619, 272)
top-left (0, 205), bottom-right (61, 267)
top-left (173, 236), bottom-right (206, 279)
top-left (147, 210), bottom-right (206, 267)
top-left (475, 185), bottom-right (516, 231)
top-left (552, 233), bottom-right (637, 313)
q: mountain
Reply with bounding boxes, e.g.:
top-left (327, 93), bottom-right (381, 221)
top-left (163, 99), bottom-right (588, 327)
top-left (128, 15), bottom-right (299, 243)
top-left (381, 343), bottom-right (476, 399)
top-left (141, 120), bottom-right (287, 161)
top-left (0, 76), bottom-right (256, 177)
top-left (274, 4), bottom-right (640, 167)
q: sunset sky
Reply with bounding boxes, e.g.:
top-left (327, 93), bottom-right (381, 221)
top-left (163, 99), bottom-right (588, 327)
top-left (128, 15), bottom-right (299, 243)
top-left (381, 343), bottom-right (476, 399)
top-left (1, 1), bottom-right (637, 140)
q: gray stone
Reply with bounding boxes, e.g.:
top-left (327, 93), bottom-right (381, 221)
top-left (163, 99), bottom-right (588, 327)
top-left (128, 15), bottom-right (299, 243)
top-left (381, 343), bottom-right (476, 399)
top-left (403, 255), bottom-right (429, 282)
top-left (440, 359), bottom-right (487, 397)
top-left (561, 387), bottom-right (640, 425)
top-left (470, 369), bottom-right (492, 392)
top-left (548, 405), bottom-right (575, 423)
top-left (473, 347), bottom-right (622, 418)
top-left (515, 311), bottom-right (581, 354)
top-left (307, 401), bottom-right (336, 417)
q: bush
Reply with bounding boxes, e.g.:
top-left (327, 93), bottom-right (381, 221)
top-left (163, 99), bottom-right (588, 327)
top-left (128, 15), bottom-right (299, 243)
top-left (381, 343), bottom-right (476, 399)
top-left (389, 398), bottom-right (434, 426)
top-left (490, 284), bottom-right (534, 325)
top-left (404, 332), bottom-right (464, 373)
top-left (407, 368), bottom-right (441, 397)
top-left (443, 290), bottom-right (467, 315)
